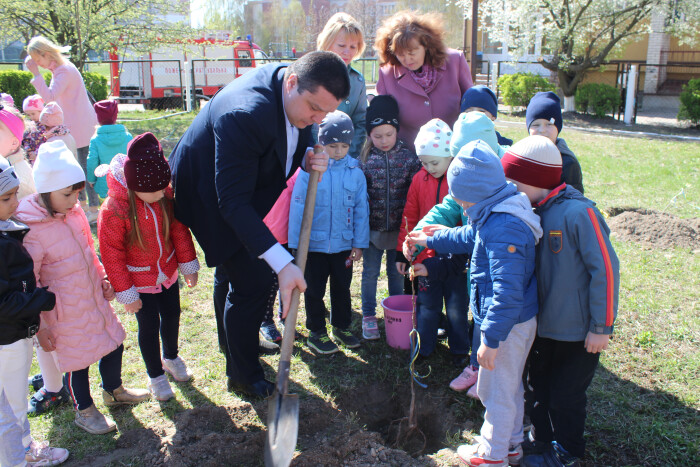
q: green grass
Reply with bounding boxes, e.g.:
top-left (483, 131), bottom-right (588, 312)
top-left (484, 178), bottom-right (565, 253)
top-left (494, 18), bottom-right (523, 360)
top-left (27, 111), bottom-right (700, 466)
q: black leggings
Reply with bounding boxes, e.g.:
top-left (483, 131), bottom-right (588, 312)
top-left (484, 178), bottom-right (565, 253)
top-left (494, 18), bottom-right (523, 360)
top-left (66, 344), bottom-right (124, 411)
top-left (135, 283), bottom-right (181, 378)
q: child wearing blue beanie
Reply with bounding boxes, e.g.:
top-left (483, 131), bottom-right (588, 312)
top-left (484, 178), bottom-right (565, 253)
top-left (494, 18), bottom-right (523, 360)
top-left (525, 91), bottom-right (584, 194)
top-left (408, 139), bottom-right (542, 467)
top-left (460, 85), bottom-right (513, 146)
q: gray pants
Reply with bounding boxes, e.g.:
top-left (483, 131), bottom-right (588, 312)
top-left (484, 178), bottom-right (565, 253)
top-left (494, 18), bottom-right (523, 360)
top-left (77, 146), bottom-right (99, 206)
top-left (477, 316), bottom-right (537, 459)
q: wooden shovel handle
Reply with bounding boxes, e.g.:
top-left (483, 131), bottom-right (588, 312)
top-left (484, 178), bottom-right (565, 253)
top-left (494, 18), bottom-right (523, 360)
top-left (276, 145), bottom-right (322, 394)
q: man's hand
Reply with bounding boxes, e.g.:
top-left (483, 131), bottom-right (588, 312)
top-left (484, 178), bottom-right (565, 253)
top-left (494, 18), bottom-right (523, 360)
top-left (278, 262), bottom-right (307, 319)
top-left (477, 343), bottom-right (498, 370)
top-left (305, 145), bottom-right (329, 181)
top-left (124, 299), bottom-right (143, 314)
top-left (584, 332), bottom-right (610, 353)
top-left (36, 328), bottom-right (57, 352)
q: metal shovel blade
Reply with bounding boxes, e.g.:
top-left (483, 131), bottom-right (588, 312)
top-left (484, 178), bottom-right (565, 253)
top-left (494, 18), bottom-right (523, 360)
top-left (264, 392), bottom-right (299, 467)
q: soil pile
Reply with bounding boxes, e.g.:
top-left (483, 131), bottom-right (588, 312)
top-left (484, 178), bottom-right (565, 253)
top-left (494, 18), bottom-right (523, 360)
top-left (606, 208), bottom-right (699, 250)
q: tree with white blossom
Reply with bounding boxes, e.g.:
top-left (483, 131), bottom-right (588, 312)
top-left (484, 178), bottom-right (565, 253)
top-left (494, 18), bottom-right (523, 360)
top-left (459, 0), bottom-right (700, 109)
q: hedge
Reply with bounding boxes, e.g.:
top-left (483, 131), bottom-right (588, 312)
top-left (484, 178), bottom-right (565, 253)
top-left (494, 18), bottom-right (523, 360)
top-left (0, 69), bottom-right (109, 108)
top-left (497, 72), bottom-right (556, 108)
top-left (575, 83), bottom-right (621, 118)
top-left (677, 78), bottom-right (700, 125)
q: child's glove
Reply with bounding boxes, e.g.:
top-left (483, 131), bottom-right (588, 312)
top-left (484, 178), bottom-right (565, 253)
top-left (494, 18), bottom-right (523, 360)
top-left (184, 273), bottom-right (198, 288)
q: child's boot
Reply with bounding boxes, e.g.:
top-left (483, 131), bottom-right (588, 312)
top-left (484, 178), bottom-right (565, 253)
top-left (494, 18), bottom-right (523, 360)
top-left (148, 374), bottom-right (175, 401)
top-left (162, 355), bottom-right (193, 382)
top-left (74, 404), bottom-right (117, 434)
top-left (449, 365), bottom-right (478, 391)
top-left (521, 442), bottom-right (580, 467)
top-left (307, 331), bottom-right (339, 354)
top-left (466, 379), bottom-right (480, 400)
top-left (25, 440), bottom-right (70, 466)
top-left (331, 327), bottom-right (361, 349)
top-left (102, 385), bottom-right (150, 407)
top-left (362, 316), bottom-right (380, 340)
top-left (508, 444), bottom-right (523, 466)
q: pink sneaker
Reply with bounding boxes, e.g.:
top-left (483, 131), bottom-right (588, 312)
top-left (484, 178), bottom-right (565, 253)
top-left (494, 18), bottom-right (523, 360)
top-left (466, 381), bottom-right (480, 400)
top-left (449, 365), bottom-right (478, 391)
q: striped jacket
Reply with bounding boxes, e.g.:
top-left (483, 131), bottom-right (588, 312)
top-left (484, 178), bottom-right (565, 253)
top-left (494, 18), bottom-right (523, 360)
top-left (534, 184), bottom-right (619, 340)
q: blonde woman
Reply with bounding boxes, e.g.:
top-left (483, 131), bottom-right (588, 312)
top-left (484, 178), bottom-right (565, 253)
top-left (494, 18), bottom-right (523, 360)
top-left (25, 36), bottom-right (100, 222)
top-left (316, 13), bottom-right (367, 158)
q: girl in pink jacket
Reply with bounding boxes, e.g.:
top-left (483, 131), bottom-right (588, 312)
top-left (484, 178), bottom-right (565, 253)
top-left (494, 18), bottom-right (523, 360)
top-left (15, 140), bottom-right (150, 436)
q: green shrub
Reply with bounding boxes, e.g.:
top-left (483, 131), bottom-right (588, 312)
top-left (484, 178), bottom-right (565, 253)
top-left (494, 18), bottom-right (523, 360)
top-left (0, 70), bottom-right (38, 107)
top-left (575, 83), bottom-right (621, 118)
top-left (0, 69), bottom-right (108, 108)
top-left (497, 72), bottom-right (556, 108)
top-left (82, 71), bottom-right (109, 102)
top-left (677, 78), bottom-right (700, 125)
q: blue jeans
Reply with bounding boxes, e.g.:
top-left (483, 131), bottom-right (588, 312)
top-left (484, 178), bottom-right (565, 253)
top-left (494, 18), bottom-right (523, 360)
top-left (416, 273), bottom-right (470, 356)
top-left (361, 243), bottom-right (403, 317)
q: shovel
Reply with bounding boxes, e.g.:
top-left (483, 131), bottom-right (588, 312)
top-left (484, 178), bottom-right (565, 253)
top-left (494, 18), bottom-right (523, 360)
top-left (265, 147), bottom-right (321, 467)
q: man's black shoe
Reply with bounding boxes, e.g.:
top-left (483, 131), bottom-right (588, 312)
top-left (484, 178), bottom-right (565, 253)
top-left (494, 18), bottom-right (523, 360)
top-left (227, 378), bottom-right (275, 398)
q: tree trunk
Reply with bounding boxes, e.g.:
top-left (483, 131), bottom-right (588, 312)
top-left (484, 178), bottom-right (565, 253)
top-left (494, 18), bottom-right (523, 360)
top-left (557, 69), bottom-right (586, 112)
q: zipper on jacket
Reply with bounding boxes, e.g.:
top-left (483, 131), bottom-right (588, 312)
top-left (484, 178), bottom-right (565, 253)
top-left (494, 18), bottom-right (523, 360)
top-left (435, 177), bottom-right (443, 205)
top-left (384, 150), bottom-right (391, 231)
top-left (145, 203), bottom-right (165, 284)
top-left (22, 280), bottom-right (27, 293)
top-left (65, 214), bottom-right (106, 329)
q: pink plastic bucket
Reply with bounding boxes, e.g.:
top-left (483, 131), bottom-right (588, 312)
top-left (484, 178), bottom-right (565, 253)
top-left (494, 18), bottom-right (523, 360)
top-left (381, 295), bottom-right (416, 350)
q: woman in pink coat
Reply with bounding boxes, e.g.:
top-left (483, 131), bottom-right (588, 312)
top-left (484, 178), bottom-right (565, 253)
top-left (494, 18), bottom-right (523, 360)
top-left (15, 140), bottom-right (149, 436)
top-left (375, 11), bottom-right (473, 145)
top-left (25, 36), bottom-right (101, 222)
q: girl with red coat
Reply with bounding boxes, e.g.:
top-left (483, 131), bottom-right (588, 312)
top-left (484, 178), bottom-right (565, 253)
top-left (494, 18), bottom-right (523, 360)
top-left (97, 133), bottom-right (200, 402)
top-left (396, 119), bottom-right (469, 365)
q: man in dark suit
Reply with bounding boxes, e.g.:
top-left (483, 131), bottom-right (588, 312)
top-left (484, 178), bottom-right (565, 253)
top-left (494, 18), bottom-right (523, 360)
top-left (169, 52), bottom-right (350, 397)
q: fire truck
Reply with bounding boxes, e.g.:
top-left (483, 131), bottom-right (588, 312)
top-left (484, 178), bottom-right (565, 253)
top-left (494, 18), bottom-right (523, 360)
top-left (109, 36), bottom-right (268, 108)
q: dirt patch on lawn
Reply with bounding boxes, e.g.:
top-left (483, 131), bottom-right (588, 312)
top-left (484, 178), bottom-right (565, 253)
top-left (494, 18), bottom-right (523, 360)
top-left (605, 207), bottom-right (700, 250)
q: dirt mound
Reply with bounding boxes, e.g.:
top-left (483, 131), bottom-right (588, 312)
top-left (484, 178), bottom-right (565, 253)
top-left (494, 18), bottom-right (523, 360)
top-left (605, 208), bottom-right (699, 250)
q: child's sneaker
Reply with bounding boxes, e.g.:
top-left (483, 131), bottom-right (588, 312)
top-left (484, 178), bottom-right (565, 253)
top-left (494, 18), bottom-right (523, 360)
top-left (307, 332), bottom-right (339, 354)
top-left (362, 316), bottom-right (380, 340)
top-left (27, 386), bottom-right (70, 415)
top-left (260, 321), bottom-right (283, 343)
top-left (331, 327), bottom-right (361, 348)
top-left (508, 444), bottom-right (523, 466)
top-left (457, 443), bottom-right (507, 466)
top-left (74, 404), bottom-right (117, 434)
top-left (466, 382), bottom-right (480, 400)
top-left (25, 440), bottom-right (69, 466)
top-left (450, 365), bottom-right (478, 391)
top-left (29, 373), bottom-right (44, 391)
top-left (148, 374), bottom-right (175, 401)
top-left (162, 356), bottom-right (193, 382)
top-left (102, 385), bottom-right (150, 407)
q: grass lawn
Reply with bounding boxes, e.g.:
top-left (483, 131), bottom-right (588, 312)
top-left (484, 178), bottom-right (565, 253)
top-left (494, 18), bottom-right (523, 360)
top-left (27, 111), bottom-right (699, 466)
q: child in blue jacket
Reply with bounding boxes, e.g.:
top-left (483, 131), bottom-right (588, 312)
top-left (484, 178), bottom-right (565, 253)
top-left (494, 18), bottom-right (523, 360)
top-left (288, 110), bottom-right (369, 355)
top-left (501, 136), bottom-right (619, 467)
top-left (409, 139), bottom-right (542, 467)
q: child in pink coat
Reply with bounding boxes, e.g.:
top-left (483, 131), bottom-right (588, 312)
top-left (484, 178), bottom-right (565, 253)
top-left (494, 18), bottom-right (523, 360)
top-left (15, 140), bottom-right (150, 435)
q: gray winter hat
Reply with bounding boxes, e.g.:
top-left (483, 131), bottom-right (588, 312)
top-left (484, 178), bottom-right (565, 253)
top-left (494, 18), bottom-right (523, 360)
top-left (319, 110), bottom-right (354, 146)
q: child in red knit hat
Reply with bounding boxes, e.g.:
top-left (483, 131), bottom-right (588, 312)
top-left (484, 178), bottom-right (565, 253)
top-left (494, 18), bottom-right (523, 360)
top-left (97, 132), bottom-right (200, 402)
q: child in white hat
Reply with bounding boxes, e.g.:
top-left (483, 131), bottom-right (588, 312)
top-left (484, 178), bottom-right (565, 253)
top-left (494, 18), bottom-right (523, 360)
top-left (397, 118), bottom-right (470, 367)
top-left (15, 140), bottom-right (150, 435)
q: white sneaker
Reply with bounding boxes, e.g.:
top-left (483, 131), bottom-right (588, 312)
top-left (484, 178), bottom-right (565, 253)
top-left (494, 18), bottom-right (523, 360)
top-left (162, 356), bottom-right (192, 382)
top-left (26, 440), bottom-right (69, 466)
top-left (148, 374), bottom-right (174, 401)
